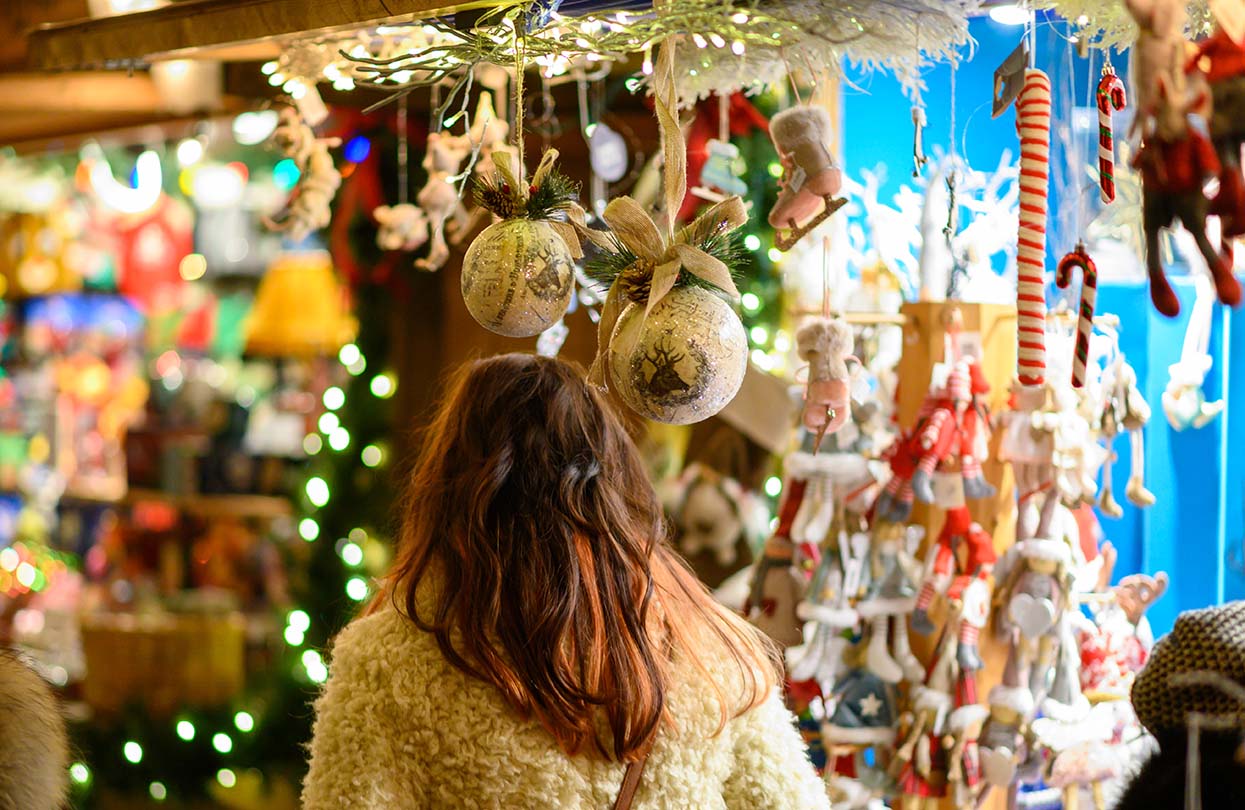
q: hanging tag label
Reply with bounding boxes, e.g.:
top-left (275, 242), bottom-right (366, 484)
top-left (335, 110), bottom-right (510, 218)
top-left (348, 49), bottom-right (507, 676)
top-left (788, 165), bottom-right (807, 192)
top-left (296, 85), bottom-right (329, 127)
top-left (992, 40), bottom-right (1030, 118)
top-left (1210, 0), bottom-right (1245, 45)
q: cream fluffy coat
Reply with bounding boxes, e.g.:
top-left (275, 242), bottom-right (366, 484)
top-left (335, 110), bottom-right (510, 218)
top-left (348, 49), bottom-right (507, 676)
top-left (303, 605), bottom-right (830, 809)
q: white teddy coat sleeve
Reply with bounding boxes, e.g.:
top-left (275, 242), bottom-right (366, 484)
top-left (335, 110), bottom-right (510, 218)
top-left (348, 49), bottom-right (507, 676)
top-left (302, 607), bottom-right (829, 809)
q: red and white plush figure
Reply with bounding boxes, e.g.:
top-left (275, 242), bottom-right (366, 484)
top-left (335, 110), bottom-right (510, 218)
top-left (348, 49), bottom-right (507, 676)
top-left (1185, 20), bottom-right (1245, 239)
top-left (1132, 77), bottom-right (1242, 317)
top-left (1015, 69), bottom-right (1052, 387)
top-left (894, 686), bottom-right (952, 810)
top-left (875, 358), bottom-right (994, 523)
top-left (1097, 67), bottom-right (1127, 204)
top-left (911, 507), bottom-right (996, 668)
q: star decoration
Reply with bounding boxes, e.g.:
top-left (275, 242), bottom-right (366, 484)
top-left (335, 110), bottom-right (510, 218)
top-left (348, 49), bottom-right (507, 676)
top-left (858, 692), bottom-right (883, 719)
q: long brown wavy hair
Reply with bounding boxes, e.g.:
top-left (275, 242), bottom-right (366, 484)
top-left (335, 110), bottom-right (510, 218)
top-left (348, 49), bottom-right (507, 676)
top-left (375, 353), bottom-right (778, 761)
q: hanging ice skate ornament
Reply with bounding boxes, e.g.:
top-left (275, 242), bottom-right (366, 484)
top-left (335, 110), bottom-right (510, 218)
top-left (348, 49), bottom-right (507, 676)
top-left (1055, 243), bottom-right (1098, 389)
top-left (264, 107), bottom-right (342, 242)
top-left (586, 43), bottom-right (747, 425)
top-left (1096, 65), bottom-right (1126, 203)
top-left (1133, 77), bottom-right (1242, 317)
top-left (462, 149), bottom-right (584, 337)
top-left (769, 105), bottom-right (848, 252)
top-left (796, 316), bottom-right (855, 451)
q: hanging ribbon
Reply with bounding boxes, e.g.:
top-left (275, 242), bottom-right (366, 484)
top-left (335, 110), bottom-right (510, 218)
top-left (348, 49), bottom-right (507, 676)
top-left (587, 40), bottom-right (747, 387)
top-left (489, 146), bottom-right (592, 261)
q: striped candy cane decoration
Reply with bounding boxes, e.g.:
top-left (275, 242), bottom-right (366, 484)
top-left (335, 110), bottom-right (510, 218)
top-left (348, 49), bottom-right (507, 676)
top-left (1056, 243), bottom-right (1098, 389)
top-left (1016, 69), bottom-right (1052, 387)
top-left (1097, 67), bottom-right (1127, 204)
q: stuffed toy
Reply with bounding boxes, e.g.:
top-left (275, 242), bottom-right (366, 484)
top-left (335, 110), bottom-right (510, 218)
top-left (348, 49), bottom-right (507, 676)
top-left (1185, 22), bottom-right (1245, 238)
top-left (992, 535), bottom-right (1073, 696)
top-left (1132, 76), bottom-right (1241, 317)
top-left (265, 108), bottom-right (342, 242)
top-left (468, 92), bottom-right (511, 183)
top-left (697, 139), bottom-right (748, 197)
top-left (373, 203), bottom-right (429, 252)
top-left (796, 316), bottom-right (855, 450)
top-left (911, 507), bottom-right (996, 672)
top-left (999, 382), bottom-right (1059, 542)
top-left (414, 131), bottom-right (472, 272)
top-left (667, 462), bottom-right (765, 569)
top-left (875, 359), bottom-right (994, 523)
top-left (1098, 357), bottom-right (1156, 516)
top-left (893, 684), bottom-right (953, 810)
top-left (945, 704), bottom-right (990, 810)
top-left (768, 104), bottom-right (847, 248)
top-left (1123, 0), bottom-right (1188, 137)
top-left (977, 651), bottom-right (1036, 794)
top-left (856, 526), bottom-right (925, 687)
top-left (745, 477), bottom-right (812, 649)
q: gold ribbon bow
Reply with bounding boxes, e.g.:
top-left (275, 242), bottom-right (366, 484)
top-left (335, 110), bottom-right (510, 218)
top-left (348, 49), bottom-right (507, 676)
top-left (588, 40), bottom-right (748, 387)
top-left (491, 147), bottom-right (589, 260)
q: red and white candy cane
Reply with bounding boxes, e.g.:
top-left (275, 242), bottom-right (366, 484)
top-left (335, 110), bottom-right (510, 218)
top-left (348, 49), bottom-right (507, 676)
top-left (1056, 242), bottom-right (1098, 389)
top-left (1016, 69), bottom-right (1052, 388)
top-left (1097, 67), bottom-right (1127, 204)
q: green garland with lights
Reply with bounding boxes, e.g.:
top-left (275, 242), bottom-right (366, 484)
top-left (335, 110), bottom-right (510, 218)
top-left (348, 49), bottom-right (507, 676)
top-left (66, 168), bottom-right (401, 809)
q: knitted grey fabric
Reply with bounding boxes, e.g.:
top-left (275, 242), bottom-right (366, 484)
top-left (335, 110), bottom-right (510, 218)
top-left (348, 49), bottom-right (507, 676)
top-left (1131, 600), bottom-right (1245, 734)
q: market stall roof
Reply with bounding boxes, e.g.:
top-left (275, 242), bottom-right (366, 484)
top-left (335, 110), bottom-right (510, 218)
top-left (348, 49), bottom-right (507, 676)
top-left (25, 0), bottom-right (479, 71)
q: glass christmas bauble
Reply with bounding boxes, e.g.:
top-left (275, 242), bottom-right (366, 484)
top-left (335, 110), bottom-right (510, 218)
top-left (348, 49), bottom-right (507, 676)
top-left (461, 219), bottom-right (574, 337)
top-left (608, 285), bottom-right (747, 425)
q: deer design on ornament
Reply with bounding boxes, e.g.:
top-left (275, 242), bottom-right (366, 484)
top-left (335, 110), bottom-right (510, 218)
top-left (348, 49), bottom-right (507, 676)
top-left (643, 338), bottom-right (692, 398)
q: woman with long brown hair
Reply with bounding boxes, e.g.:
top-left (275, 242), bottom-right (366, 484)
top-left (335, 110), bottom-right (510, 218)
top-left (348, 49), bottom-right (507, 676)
top-left (303, 353), bottom-right (829, 808)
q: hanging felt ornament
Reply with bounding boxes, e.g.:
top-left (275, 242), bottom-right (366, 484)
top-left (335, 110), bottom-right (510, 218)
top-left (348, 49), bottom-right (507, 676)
top-left (264, 107), bottom-right (342, 242)
top-left (1096, 65), bottom-right (1126, 204)
top-left (585, 43), bottom-right (748, 425)
top-left (461, 148), bottom-right (583, 337)
top-left (1055, 242), bottom-right (1098, 389)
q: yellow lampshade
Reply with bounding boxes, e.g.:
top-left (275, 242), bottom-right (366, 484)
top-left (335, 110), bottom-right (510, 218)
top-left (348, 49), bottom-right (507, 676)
top-left (245, 251), bottom-right (356, 357)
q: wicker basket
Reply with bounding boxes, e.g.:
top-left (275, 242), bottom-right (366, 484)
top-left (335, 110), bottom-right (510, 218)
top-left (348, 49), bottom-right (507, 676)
top-left (81, 611), bottom-right (245, 716)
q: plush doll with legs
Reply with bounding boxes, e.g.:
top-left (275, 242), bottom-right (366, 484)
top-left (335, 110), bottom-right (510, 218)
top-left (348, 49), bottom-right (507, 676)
top-left (1185, 20), bottom-right (1245, 239)
top-left (796, 316), bottom-right (855, 450)
top-left (374, 204), bottom-right (429, 252)
top-left (1123, 0), bottom-right (1188, 136)
top-left (911, 506), bottom-right (995, 644)
top-left (1132, 76), bottom-right (1241, 316)
top-left (945, 704), bottom-right (990, 809)
top-left (992, 536), bottom-right (1073, 696)
top-left (414, 131), bottom-right (472, 272)
top-left (978, 649), bottom-right (1035, 796)
top-left (893, 651), bottom-right (954, 810)
top-left (768, 105), bottom-right (847, 248)
top-left (1099, 357), bottom-right (1156, 515)
top-left (875, 360), bottom-right (994, 523)
top-left (745, 478), bottom-right (810, 649)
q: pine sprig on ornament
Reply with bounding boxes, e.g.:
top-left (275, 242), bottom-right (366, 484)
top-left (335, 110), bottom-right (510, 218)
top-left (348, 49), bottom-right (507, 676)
top-left (473, 163), bottom-right (580, 221)
top-left (585, 229), bottom-right (744, 304)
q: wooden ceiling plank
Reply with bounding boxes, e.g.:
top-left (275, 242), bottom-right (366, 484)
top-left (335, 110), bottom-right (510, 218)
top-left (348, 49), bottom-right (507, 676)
top-left (0, 72), bottom-right (165, 113)
top-left (26, 0), bottom-right (480, 71)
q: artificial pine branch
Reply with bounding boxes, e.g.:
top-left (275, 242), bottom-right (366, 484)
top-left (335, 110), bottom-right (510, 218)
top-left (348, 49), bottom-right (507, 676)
top-left (584, 230), bottom-right (744, 304)
top-left (472, 165), bottom-right (580, 221)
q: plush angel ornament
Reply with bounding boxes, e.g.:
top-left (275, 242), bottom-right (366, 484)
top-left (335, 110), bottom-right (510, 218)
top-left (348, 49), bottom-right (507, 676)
top-left (945, 704), bottom-right (990, 809)
top-left (265, 107), bottom-right (342, 242)
top-left (373, 203), bottom-right (429, 252)
top-left (414, 131), bottom-right (472, 272)
top-left (1098, 356), bottom-right (1156, 516)
top-left (992, 533), bottom-right (1074, 696)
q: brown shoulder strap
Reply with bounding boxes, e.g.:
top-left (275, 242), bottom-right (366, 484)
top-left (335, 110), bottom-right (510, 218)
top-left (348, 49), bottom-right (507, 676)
top-left (612, 750), bottom-right (651, 810)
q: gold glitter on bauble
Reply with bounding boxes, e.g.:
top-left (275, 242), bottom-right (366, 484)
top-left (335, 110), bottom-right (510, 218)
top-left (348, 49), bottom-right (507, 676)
top-left (607, 286), bottom-right (747, 425)
top-left (461, 219), bottom-right (575, 338)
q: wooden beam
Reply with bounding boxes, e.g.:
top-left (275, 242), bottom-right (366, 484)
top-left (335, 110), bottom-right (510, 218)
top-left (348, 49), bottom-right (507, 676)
top-left (0, 0), bottom-right (90, 70)
top-left (0, 72), bottom-right (165, 113)
top-left (25, 0), bottom-right (482, 71)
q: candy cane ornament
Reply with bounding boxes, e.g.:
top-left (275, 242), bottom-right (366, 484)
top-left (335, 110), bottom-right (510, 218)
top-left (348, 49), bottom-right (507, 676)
top-left (1097, 67), bottom-right (1127, 204)
top-left (1016, 69), bottom-right (1052, 388)
top-left (1056, 242), bottom-right (1098, 389)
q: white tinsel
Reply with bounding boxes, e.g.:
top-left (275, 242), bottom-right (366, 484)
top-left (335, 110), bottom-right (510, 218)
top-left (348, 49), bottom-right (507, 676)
top-left (1035, 0), bottom-right (1214, 50)
top-left (670, 0), bottom-right (982, 107)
